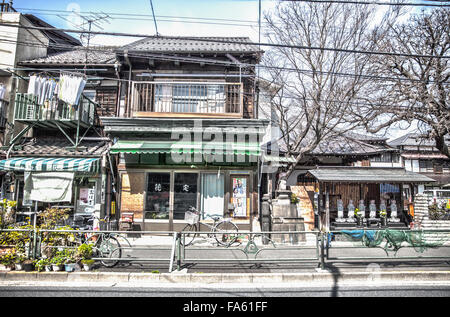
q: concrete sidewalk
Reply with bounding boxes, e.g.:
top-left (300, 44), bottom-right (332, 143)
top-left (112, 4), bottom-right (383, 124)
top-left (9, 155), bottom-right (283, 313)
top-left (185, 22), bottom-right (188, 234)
top-left (2, 270), bottom-right (450, 287)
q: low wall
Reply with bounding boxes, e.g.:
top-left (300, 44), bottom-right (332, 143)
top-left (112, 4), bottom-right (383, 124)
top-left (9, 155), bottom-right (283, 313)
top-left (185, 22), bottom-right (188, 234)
top-left (414, 193), bottom-right (450, 243)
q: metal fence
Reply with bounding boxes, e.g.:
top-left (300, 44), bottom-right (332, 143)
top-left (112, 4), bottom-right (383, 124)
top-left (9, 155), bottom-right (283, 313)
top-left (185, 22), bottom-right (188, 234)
top-left (2, 228), bottom-right (450, 273)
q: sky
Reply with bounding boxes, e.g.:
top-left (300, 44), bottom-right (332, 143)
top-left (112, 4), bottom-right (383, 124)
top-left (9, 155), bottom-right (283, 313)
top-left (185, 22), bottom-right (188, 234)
top-left (12, 0), bottom-right (276, 46)
top-left (10, 0), bottom-right (439, 140)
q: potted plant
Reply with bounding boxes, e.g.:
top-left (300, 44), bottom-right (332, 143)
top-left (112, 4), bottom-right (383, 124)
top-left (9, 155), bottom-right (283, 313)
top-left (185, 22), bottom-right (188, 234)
top-left (0, 249), bottom-right (16, 270)
top-left (23, 259), bottom-right (36, 272)
top-left (63, 249), bottom-right (77, 272)
top-left (76, 243), bottom-right (94, 271)
top-left (14, 253), bottom-right (26, 271)
top-left (354, 208), bottom-right (364, 227)
top-left (379, 209), bottom-right (387, 227)
top-left (50, 254), bottom-right (65, 271)
top-left (35, 258), bottom-right (52, 272)
top-left (81, 259), bottom-right (95, 271)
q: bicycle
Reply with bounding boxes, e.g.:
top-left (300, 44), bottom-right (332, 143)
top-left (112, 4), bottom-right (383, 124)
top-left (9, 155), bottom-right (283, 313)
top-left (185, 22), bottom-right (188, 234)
top-left (72, 214), bottom-right (130, 268)
top-left (180, 207), bottom-right (240, 247)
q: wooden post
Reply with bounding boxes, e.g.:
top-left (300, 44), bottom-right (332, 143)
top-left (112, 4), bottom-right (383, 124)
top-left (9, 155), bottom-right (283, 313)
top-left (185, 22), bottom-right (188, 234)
top-left (325, 183), bottom-right (330, 232)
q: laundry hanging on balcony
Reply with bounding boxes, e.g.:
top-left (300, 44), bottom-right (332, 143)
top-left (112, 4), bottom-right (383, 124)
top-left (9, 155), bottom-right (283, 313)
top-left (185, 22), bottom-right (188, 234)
top-left (58, 73), bottom-right (86, 107)
top-left (27, 75), bottom-right (59, 106)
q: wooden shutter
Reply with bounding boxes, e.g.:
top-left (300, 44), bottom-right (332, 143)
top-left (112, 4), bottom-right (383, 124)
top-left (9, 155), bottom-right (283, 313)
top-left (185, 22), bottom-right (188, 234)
top-left (96, 88), bottom-right (118, 117)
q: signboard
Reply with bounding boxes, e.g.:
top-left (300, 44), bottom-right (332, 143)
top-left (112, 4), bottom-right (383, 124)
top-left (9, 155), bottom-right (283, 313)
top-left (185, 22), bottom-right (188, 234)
top-left (232, 177), bottom-right (247, 217)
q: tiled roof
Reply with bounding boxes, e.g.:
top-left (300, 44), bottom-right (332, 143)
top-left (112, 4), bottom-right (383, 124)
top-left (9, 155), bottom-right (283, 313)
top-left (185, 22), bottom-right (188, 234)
top-left (119, 36), bottom-right (261, 54)
top-left (307, 167), bottom-right (436, 183)
top-left (310, 135), bottom-right (394, 156)
top-left (388, 133), bottom-right (450, 148)
top-left (10, 138), bottom-right (109, 158)
top-left (19, 47), bottom-right (118, 65)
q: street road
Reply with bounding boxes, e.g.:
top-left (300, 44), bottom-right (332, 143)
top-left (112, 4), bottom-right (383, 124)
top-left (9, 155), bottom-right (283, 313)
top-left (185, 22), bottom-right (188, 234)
top-left (1, 284), bottom-right (450, 297)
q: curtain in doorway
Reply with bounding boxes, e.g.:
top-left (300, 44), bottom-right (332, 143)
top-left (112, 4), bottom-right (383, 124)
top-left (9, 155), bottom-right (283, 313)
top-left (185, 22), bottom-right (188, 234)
top-left (201, 173), bottom-right (224, 219)
top-left (24, 172), bottom-right (74, 202)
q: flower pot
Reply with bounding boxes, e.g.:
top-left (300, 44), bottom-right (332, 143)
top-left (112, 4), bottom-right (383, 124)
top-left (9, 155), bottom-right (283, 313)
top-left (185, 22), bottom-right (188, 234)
top-left (14, 263), bottom-right (23, 271)
top-left (83, 264), bottom-right (93, 271)
top-left (64, 263), bottom-right (76, 272)
top-left (357, 217), bottom-right (364, 227)
top-left (45, 265), bottom-right (52, 272)
top-left (381, 217), bottom-right (388, 227)
top-left (52, 264), bottom-right (63, 272)
top-left (23, 263), bottom-right (34, 272)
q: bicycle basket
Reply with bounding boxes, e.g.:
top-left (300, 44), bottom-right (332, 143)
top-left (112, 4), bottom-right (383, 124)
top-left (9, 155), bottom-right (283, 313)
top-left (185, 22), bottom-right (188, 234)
top-left (184, 210), bottom-right (199, 225)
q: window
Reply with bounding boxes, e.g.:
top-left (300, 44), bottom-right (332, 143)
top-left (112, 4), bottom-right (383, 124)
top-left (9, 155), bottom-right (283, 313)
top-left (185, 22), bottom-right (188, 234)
top-left (419, 160), bottom-right (433, 172)
top-left (154, 83), bottom-right (226, 113)
top-left (173, 173), bottom-right (198, 220)
top-left (434, 163), bottom-right (443, 173)
top-left (145, 173), bottom-right (170, 219)
top-left (370, 152), bottom-right (399, 163)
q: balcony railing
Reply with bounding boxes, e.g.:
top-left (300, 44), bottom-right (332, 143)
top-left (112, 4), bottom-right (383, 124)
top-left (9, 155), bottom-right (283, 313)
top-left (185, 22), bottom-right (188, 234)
top-left (14, 93), bottom-right (96, 129)
top-left (130, 81), bottom-right (243, 118)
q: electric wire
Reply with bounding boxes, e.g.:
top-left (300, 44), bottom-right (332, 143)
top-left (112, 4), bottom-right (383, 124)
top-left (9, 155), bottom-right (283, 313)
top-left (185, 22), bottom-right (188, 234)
top-left (0, 37), bottom-right (448, 84)
top-left (0, 22), bottom-right (449, 60)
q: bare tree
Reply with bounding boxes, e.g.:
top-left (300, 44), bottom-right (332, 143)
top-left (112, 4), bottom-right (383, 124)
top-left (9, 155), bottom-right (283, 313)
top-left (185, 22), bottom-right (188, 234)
top-left (261, 1), bottom-right (399, 181)
top-left (355, 8), bottom-right (450, 157)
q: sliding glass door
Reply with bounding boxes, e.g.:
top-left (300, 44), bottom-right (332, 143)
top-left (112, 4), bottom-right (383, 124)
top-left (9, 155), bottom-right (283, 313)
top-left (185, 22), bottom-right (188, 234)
top-left (173, 173), bottom-right (198, 220)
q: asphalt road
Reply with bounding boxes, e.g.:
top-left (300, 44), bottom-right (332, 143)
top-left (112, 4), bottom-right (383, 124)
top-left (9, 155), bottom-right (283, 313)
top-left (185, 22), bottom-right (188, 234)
top-left (1, 284), bottom-right (450, 297)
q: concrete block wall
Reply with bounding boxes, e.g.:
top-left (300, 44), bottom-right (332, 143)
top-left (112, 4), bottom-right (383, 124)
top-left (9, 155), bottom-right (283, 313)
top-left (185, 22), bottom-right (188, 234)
top-left (414, 193), bottom-right (450, 244)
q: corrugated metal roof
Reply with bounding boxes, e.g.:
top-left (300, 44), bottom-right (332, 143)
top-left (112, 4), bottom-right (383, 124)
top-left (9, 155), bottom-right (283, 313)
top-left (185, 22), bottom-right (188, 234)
top-left (120, 36), bottom-right (260, 54)
top-left (306, 167), bottom-right (436, 183)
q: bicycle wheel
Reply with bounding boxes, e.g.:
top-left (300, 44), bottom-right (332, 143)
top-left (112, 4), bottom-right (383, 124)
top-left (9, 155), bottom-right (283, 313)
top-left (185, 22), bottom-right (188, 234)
top-left (213, 221), bottom-right (239, 247)
top-left (96, 235), bottom-right (122, 267)
top-left (181, 223), bottom-right (197, 246)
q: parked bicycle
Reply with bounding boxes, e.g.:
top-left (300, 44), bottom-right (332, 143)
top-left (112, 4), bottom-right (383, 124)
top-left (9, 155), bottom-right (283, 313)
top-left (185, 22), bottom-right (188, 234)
top-left (71, 214), bottom-right (131, 268)
top-left (181, 207), bottom-right (240, 247)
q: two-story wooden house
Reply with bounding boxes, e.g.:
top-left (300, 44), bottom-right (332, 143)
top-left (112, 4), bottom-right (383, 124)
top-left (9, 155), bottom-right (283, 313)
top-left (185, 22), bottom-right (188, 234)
top-left (101, 37), bottom-right (269, 231)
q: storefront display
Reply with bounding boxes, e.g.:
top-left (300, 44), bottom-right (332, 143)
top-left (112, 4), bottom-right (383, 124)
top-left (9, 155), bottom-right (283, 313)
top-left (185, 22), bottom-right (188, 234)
top-left (145, 172), bottom-right (170, 219)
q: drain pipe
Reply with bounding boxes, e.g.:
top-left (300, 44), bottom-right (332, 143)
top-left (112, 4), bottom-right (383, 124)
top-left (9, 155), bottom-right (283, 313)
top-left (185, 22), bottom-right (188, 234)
top-left (124, 51), bottom-right (132, 118)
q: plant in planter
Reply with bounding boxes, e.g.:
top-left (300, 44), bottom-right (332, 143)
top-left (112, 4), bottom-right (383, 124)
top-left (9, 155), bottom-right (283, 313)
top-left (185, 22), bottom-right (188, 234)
top-left (22, 259), bottom-right (36, 272)
top-left (62, 249), bottom-right (77, 272)
top-left (14, 253), bottom-right (26, 271)
top-left (354, 208), bottom-right (364, 226)
top-left (50, 254), bottom-right (65, 271)
top-left (35, 258), bottom-right (52, 272)
top-left (0, 248), bottom-right (16, 270)
top-left (379, 209), bottom-right (387, 226)
top-left (81, 259), bottom-right (95, 271)
top-left (76, 243), bottom-right (95, 271)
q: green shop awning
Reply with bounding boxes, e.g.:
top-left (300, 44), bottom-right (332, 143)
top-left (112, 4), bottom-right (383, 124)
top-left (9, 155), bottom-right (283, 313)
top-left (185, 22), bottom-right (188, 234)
top-left (0, 157), bottom-right (101, 173)
top-left (110, 140), bottom-right (261, 156)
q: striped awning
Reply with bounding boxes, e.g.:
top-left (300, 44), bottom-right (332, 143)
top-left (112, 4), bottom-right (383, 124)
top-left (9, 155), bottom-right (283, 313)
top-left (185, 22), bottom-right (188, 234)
top-left (110, 140), bottom-right (261, 156)
top-left (0, 157), bottom-right (101, 173)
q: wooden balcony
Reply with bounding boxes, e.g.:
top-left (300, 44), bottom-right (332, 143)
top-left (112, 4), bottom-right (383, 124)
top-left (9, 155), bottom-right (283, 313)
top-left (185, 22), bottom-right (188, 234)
top-left (130, 81), bottom-right (243, 118)
top-left (14, 93), bottom-right (96, 129)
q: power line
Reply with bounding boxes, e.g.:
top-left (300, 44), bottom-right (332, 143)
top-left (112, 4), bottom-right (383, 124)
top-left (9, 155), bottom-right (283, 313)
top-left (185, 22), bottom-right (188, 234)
top-left (0, 37), bottom-right (448, 84)
top-left (15, 7), bottom-right (261, 25)
top-left (279, 0), bottom-right (450, 7)
top-left (0, 22), bottom-right (449, 60)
